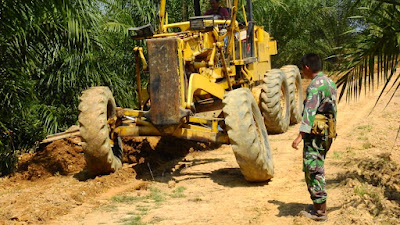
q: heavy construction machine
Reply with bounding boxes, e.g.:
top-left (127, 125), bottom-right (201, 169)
top-left (76, 0), bottom-right (303, 182)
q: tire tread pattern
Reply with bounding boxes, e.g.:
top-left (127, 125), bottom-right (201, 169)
top-left (261, 69), bottom-right (290, 134)
top-left (281, 65), bottom-right (303, 125)
top-left (223, 88), bottom-right (274, 182)
top-left (78, 86), bottom-right (122, 175)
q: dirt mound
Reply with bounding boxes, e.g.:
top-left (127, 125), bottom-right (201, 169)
top-left (357, 153), bottom-right (400, 201)
top-left (12, 137), bottom-right (86, 181)
top-left (9, 135), bottom-right (214, 182)
top-left (340, 154), bottom-right (400, 223)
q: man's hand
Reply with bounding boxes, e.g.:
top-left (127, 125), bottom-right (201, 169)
top-left (292, 132), bottom-right (305, 150)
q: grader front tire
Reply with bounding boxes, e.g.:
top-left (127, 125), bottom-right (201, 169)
top-left (281, 65), bottom-right (303, 125)
top-left (223, 88), bottom-right (274, 182)
top-left (261, 69), bottom-right (291, 134)
top-left (78, 86), bottom-right (123, 176)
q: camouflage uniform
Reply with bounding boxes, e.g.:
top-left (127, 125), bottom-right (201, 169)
top-left (300, 72), bottom-right (337, 204)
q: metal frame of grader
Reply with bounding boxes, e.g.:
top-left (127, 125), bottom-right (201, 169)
top-left (114, 0), bottom-right (277, 143)
top-left (42, 0), bottom-right (303, 181)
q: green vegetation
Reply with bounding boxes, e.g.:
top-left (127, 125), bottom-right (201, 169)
top-left (147, 187), bottom-right (167, 204)
top-left (357, 125), bottom-right (372, 132)
top-left (337, 1), bottom-right (400, 102)
top-left (354, 184), bottom-right (384, 216)
top-left (363, 141), bottom-right (372, 149)
top-left (170, 186), bottom-right (186, 198)
top-left (112, 195), bottom-right (144, 203)
top-left (0, 0), bottom-right (398, 175)
top-left (121, 214), bottom-right (145, 225)
top-left (333, 151), bottom-right (342, 159)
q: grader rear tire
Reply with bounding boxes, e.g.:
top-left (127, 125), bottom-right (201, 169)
top-left (78, 86), bottom-right (123, 176)
top-left (223, 88), bottom-right (274, 182)
top-left (261, 69), bottom-right (290, 134)
top-left (281, 65), bottom-right (303, 125)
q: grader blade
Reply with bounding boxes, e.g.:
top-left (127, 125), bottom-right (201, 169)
top-left (40, 125), bottom-right (80, 144)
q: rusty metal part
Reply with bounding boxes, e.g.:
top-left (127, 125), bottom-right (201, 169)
top-left (40, 125), bottom-right (80, 144)
top-left (147, 37), bottom-right (188, 127)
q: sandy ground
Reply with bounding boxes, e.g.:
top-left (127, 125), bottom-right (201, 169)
top-left (1, 80), bottom-right (400, 225)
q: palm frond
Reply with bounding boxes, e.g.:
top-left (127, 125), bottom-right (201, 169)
top-left (337, 1), bottom-right (400, 103)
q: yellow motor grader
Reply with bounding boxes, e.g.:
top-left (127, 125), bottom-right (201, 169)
top-left (76, 0), bottom-right (303, 182)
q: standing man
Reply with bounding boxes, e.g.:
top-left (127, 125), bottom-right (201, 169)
top-left (204, 0), bottom-right (230, 19)
top-left (292, 53), bottom-right (337, 221)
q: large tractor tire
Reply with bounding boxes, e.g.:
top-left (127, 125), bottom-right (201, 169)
top-left (78, 86), bottom-right (123, 176)
top-left (223, 88), bottom-right (274, 182)
top-left (260, 69), bottom-right (290, 134)
top-left (281, 65), bottom-right (303, 125)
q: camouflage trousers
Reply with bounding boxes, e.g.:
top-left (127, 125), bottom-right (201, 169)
top-left (303, 134), bottom-right (332, 204)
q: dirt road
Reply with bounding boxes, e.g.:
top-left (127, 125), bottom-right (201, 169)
top-left (1, 83), bottom-right (400, 225)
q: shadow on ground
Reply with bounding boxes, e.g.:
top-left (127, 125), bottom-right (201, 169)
top-left (210, 168), bottom-right (270, 187)
top-left (268, 200), bottom-right (340, 217)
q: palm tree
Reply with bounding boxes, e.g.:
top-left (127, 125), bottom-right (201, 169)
top-left (252, 0), bottom-right (356, 68)
top-left (337, 0), bottom-right (400, 103)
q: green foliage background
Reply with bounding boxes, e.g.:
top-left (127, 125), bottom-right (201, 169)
top-left (0, 0), bottom-right (398, 175)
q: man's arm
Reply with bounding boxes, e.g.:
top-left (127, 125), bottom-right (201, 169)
top-left (292, 86), bottom-right (320, 150)
top-left (292, 132), bottom-right (305, 150)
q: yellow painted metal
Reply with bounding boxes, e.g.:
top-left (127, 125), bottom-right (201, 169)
top-left (184, 124), bottom-right (212, 132)
top-left (159, 0), bottom-right (166, 33)
top-left (209, 44), bottom-right (217, 66)
top-left (242, 5), bottom-right (248, 26)
top-left (173, 127), bottom-right (229, 143)
top-left (126, 0), bottom-right (280, 144)
top-left (226, 0), bottom-right (239, 59)
top-left (134, 47), bottom-right (148, 71)
top-left (212, 120), bottom-right (219, 133)
top-left (123, 109), bottom-right (145, 118)
top-left (177, 39), bottom-right (187, 108)
top-left (113, 120), bottom-right (228, 143)
top-left (153, 33), bottom-right (177, 38)
top-left (114, 125), bottom-right (161, 137)
top-left (188, 116), bottom-right (209, 124)
top-left (186, 73), bottom-right (226, 108)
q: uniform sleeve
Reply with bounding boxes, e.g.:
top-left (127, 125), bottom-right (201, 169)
top-left (300, 87), bottom-right (321, 133)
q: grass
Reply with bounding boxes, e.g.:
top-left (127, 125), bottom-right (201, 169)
top-left (121, 214), bottom-right (145, 225)
top-left (357, 136), bottom-right (368, 141)
top-left (97, 204), bottom-right (118, 212)
top-left (363, 142), bottom-right (372, 149)
top-left (147, 187), bottom-right (166, 204)
top-left (112, 185), bottom-right (185, 224)
top-left (136, 205), bottom-right (150, 215)
top-left (112, 195), bottom-right (144, 203)
top-left (354, 184), bottom-right (384, 216)
top-left (333, 151), bottom-right (342, 159)
top-left (170, 186), bottom-right (186, 198)
top-left (357, 125), bottom-right (372, 132)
